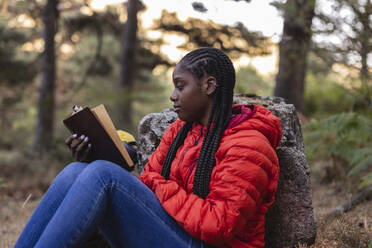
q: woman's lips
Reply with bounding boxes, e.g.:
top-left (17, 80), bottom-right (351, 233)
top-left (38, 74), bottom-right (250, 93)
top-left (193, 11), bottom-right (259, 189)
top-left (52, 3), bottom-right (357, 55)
top-left (173, 106), bottom-right (181, 112)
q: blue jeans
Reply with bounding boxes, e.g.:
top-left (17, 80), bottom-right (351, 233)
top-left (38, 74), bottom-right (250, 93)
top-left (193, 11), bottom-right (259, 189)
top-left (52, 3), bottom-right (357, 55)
top-left (15, 160), bottom-right (204, 248)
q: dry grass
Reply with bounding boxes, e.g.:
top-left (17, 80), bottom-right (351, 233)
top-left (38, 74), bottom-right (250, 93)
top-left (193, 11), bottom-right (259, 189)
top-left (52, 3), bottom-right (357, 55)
top-left (314, 203), bottom-right (372, 248)
top-left (0, 153), bottom-right (61, 248)
top-left (309, 161), bottom-right (372, 248)
top-left (0, 196), bottom-right (40, 247)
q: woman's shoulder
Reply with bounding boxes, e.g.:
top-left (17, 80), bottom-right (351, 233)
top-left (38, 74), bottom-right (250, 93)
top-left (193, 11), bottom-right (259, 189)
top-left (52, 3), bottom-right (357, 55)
top-left (224, 104), bottom-right (282, 149)
top-left (167, 119), bottom-right (184, 132)
top-left (161, 119), bottom-right (184, 142)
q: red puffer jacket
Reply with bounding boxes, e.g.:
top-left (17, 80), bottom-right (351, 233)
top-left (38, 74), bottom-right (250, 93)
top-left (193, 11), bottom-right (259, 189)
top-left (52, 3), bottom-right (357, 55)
top-left (139, 104), bottom-right (282, 248)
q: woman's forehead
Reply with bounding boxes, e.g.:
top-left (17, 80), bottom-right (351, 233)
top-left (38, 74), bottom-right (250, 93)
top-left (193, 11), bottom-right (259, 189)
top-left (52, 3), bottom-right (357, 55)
top-left (172, 63), bottom-right (190, 78)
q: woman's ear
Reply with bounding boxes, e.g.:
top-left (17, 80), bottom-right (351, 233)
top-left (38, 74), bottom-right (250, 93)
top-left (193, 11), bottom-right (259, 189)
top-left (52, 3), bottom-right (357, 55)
top-left (202, 76), bottom-right (217, 96)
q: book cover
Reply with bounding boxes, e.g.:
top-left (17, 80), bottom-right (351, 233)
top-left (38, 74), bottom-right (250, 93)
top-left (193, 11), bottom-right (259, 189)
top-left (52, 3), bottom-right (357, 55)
top-left (63, 105), bottom-right (134, 171)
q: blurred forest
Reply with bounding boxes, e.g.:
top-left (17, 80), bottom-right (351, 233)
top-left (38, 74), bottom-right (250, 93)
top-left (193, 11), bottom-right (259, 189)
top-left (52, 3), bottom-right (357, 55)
top-left (0, 0), bottom-right (371, 247)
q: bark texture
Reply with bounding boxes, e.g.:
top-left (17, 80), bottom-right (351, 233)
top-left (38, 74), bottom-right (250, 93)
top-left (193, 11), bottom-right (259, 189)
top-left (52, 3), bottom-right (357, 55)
top-left (274, 0), bottom-right (315, 113)
top-left (358, 0), bottom-right (371, 104)
top-left (137, 95), bottom-right (317, 247)
top-left (33, 0), bottom-right (58, 153)
top-left (117, 0), bottom-right (140, 132)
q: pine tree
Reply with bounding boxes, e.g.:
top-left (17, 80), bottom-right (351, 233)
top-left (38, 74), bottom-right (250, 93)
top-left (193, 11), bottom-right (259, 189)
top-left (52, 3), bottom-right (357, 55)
top-left (33, 0), bottom-right (59, 153)
top-left (273, 0), bottom-right (316, 113)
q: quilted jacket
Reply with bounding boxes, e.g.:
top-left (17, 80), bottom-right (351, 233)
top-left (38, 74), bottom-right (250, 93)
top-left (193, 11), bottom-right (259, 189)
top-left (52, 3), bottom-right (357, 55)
top-left (139, 104), bottom-right (282, 248)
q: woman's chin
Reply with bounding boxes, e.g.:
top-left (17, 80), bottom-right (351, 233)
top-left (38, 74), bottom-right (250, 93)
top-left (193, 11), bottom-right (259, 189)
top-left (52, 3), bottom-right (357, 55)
top-left (177, 114), bottom-right (186, 121)
top-left (177, 113), bottom-right (190, 122)
top-left (174, 110), bottom-right (195, 122)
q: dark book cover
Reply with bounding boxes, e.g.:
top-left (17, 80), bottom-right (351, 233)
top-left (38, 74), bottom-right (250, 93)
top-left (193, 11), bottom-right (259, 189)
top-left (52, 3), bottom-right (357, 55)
top-left (63, 107), bottom-right (133, 171)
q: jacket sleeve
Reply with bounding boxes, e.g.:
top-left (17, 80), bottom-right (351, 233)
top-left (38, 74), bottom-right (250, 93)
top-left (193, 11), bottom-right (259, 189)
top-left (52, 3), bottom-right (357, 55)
top-left (141, 130), bottom-right (279, 246)
top-left (139, 120), bottom-right (182, 182)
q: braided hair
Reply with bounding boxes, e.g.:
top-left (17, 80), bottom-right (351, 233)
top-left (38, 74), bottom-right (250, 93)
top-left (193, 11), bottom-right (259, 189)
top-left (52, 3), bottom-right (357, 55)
top-left (160, 47), bottom-right (236, 199)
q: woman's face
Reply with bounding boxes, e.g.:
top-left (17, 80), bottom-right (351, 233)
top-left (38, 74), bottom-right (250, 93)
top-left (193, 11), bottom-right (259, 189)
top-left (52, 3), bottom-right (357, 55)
top-left (170, 63), bottom-right (214, 125)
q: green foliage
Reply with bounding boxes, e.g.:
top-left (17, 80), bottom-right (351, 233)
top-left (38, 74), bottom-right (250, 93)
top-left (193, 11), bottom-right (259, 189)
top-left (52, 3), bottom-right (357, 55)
top-left (0, 17), bottom-right (38, 139)
top-left (153, 10), bottom-right (272, 59)
top-left (0, 17), bottom-right (37, 86)
top-left (304, 112), bottom-right (372, 188)
top-left (312, 0), bottom-right (372, 109)
top-left (56, 26), bottom-right (171, 129)
top-left (234, 67), bottom-right (274, 96)
top-left (62, 11), bottom-right (170, 78)
top-left (304, 72), bottom-right (355, 117)
top-left (304, 62), bottom-right (372, 117)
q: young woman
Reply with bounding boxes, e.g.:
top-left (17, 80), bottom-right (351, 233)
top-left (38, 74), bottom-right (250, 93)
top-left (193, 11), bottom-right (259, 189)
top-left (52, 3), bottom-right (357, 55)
top-left (15, 47), bottom-right (282, 248)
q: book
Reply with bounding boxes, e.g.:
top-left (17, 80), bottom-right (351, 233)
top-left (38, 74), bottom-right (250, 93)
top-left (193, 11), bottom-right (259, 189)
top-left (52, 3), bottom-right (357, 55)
top-left (63, 104), bottom-right (134, 171)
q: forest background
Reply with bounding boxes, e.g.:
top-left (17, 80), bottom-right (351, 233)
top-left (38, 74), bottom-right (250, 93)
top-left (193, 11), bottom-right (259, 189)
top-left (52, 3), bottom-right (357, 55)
top-left (0, 0), bottom-right (371, 247)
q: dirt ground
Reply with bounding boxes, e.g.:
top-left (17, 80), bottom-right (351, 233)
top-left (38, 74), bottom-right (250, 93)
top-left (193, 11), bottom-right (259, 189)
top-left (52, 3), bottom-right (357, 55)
top-left (1, 178), bottom-right (371, 247)
top-left (311, 183), bottom-right (372, 248)
top-left (0, 197), bottom-right (39, 247)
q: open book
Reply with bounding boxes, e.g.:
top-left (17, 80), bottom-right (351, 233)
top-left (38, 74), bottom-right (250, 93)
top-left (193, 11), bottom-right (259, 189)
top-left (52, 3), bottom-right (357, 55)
top-left (63, 104), bottom-right (134, 171)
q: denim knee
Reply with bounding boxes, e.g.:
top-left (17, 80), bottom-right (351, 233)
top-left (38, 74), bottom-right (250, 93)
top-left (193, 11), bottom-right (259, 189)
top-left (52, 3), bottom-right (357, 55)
top-left (81, 160), bottom-right (130, 188)
top-left (52, 162), bottom-right (87, 194)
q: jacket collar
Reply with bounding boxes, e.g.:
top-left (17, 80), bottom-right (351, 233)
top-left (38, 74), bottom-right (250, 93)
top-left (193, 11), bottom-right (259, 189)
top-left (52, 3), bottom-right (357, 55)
top-left (190, 104), bottom-right (256, 134)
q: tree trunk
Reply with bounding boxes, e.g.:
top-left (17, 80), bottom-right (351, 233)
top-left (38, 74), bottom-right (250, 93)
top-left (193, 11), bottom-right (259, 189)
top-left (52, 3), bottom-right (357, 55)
top-left (33, 0), bottom-right (58, 153)
top-left (359, 0), bottom-right (371, 105)
top-left (274, 0), bottom-right (316, 113)
top-left (360, 38), bottom-right (371, 105)
top-left (117, 0), bottom-right (140, 132)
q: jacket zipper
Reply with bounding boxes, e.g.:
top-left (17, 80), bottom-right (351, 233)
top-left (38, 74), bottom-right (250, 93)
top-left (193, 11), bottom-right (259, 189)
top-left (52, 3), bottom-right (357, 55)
top-left (184, 158), bottom-right (198, 190)
top-left (176, 126), bottom-right (204, 179)
top-left (182, 125), bottom-right (204, 190)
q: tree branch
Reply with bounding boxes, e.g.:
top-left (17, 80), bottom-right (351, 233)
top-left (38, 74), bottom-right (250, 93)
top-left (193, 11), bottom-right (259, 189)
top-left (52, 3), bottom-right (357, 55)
top-left (324, 186), bottom-right (372, 220)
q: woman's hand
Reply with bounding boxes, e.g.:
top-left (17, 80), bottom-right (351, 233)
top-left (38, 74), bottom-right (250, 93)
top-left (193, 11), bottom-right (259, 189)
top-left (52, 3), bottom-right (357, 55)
top-left (65, 134), bottom-right (92, 162)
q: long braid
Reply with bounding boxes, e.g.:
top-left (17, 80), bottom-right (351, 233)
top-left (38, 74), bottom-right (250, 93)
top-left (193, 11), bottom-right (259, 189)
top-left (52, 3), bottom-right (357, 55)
top-left (161, 47), bottom-right (235, 199)
top-left (194, 49), bottom-right (235, 198)
top-left (161, 122), bottom-right (192, 179)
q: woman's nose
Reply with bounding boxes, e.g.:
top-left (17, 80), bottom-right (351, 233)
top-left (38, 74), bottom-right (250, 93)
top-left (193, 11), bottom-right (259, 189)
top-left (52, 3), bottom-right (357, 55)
top-left (170, 90), bottom-right (177, 102)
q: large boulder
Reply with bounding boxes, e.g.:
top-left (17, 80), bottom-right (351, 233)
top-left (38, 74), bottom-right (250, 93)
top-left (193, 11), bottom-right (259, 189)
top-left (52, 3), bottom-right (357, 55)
top-left (137, 95), bottom-right (317, 247)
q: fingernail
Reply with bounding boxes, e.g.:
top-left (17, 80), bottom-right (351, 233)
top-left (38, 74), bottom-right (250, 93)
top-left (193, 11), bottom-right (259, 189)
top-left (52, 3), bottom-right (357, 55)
top-left (84, 137), bottom-right (89, 142)
top-left (72, 134), bottom-right (77, 138)
top-left (80, 135), bottom-right (85, 140)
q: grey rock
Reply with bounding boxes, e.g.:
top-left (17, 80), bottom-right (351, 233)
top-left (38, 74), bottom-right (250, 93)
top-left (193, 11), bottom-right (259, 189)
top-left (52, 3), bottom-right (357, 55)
top-left (137, 95), bottom-right (316, 247)
top-left (233, 95), bottom-right (304, 151)
top-left (137, 108), bottom-right (178, 171)
top-left (265, 147), bottom-right (316, 247)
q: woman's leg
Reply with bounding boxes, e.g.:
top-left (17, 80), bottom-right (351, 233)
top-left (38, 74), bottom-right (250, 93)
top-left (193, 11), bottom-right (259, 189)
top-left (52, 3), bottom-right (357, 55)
top-left (32, 160), bottom-right (203, 248)
top-left (14, 162), bottom-right (88, 248)
top-left (96, 161), bottom-right (203, 248)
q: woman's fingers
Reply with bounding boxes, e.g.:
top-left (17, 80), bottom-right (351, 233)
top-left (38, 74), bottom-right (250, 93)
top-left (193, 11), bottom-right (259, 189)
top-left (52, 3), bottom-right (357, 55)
top-left (75, 135), bottom-right (88, 155)
top-left (65, 134), bottom-right (91, 162)
top-left (65, 134), bottom-right (78, 146)
top-left (79, 143), bottom-right (92, 162)
top-left (74, 135), bottom-right (91, 161)
top-left (70, 135), bottom-right (84, 154)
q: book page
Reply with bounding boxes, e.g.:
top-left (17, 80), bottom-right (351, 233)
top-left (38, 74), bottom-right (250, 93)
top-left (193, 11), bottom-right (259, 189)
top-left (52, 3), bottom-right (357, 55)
top-left (91, 104), bottom-right (134, 167)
